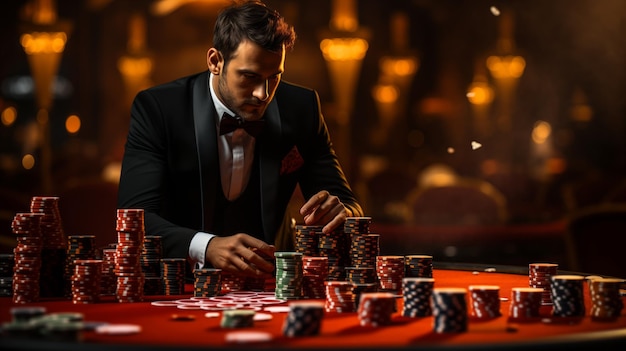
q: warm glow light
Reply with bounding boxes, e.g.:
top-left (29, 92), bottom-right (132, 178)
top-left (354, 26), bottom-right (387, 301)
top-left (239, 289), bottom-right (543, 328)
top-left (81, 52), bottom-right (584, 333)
top-left (20, 32), bottom-right (67, 55)
top-left (467, 82), bottom-right (494, 105)
top-left (65, 114), bottom-right (81, 134)
top-left (330, 0), bottom-right (358, 32)
top-left (320, 38), bottom-right (368, 61)
top-left (1, 107), bottom-right (17, 126)
top-left (22, 154), bottom-right (36, 170)
top-left (381, 57), bottom-right (418, 77)
top-left (486, 55), bottom-right (526, 79)
top-left (117, 57), bottom-right (153, 77)
top-left (532, 120), bottom-right (551, 144)
top-left (372, 84), bottom-right (398, 104)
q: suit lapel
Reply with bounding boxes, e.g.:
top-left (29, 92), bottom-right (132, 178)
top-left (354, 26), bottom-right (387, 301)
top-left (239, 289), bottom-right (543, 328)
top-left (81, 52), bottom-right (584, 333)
top-left (259, 99), bottom-right (282, 243)
top-left (192, 71), bottom-right (219, 231)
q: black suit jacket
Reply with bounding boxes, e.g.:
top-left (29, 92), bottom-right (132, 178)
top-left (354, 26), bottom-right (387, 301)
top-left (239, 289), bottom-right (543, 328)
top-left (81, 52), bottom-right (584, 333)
top-left (117, 71), bottom-right (362, 259)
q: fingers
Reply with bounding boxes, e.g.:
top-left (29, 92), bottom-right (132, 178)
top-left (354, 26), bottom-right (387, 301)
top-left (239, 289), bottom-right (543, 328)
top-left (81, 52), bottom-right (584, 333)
top-left (206, 234), bottom-right (276, 277)
top-left (301, 191), bottom-right (348, 233)
top-left (300, 190), bottom-right (329, 218)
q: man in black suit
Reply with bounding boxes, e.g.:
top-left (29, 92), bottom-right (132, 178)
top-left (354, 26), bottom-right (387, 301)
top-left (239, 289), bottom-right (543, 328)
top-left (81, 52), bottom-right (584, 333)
top-left (117, 1), bottom-right (363, 278)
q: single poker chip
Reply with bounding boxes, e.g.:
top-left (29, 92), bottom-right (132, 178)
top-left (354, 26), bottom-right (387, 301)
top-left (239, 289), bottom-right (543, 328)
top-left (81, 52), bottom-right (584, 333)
top-left (253, 312), bottom-right (273, 321)
top-left (225, 331), bottom-right (273, 343)
top-left (95, 324), bottom-right (142, 335)
top-left (205, 312), bottom-right (220, 318)
top-left (264, 306), bottom-right (291, 313)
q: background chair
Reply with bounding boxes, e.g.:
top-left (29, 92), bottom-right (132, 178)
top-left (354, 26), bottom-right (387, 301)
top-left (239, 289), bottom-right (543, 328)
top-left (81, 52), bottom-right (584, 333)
top-left (564, 202), bottom-right (626, 278)
top-left (407, 177), bottom-right (508, 226)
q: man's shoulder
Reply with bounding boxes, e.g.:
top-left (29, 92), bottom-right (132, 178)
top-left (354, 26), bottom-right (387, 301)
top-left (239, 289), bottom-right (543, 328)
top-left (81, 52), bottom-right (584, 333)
top-left (142, 71), bottom-right (206, 96)
top-left (276, 80), bottom-right (317, 101)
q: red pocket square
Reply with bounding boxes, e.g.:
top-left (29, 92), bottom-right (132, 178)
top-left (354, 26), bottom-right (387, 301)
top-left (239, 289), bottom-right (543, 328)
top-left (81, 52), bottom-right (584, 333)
top-left (280, 146), bottom-right (304, 175)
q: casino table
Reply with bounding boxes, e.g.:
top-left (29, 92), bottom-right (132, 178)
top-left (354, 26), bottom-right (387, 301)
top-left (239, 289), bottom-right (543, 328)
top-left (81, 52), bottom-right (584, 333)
top-left (1, 262), bottom-right (625, 351)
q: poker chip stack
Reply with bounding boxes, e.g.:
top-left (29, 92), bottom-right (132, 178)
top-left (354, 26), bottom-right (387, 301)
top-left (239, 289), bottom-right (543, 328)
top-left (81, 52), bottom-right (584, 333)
top-left (349, 234), bottom-right (380, 270)
top-left (344, 217), bottom-right (372, 235)
top-left (0, 254), bottom-right (15, 297)
top-left (193, 268), bottom-right (222, 297)
top-left (375, 256), bottom-right (405, 293)
top-left (220, 309), bottom-right (255, 328)
top-left (324, 281), bottom-right (355, 313)
top-left (468, 285), bottom-right (501, 319)
top-left (508, 287), bottom-right (544, 320)
top-left (302, 256), bottom-right (328, 299)
top-left (345, 266), bottom-right (377, 285)
top-left (346, 267), bottom-right (378, 307)
top-left (275, 252), bottom-right (303, 300)
top-left (357, 292), bottom-right (397, 327)
top-left (549, 275), bottom-right (585, 317)
top-left (588, 277), bottom-right (624, 319)
top-left (345, 217), bottom-right (377, 270)
top-left (431, 288), bottom-right (468, 333)
top-left (30, 196), bottom-right (67, 298)
top-left (71, 259), bottom-right (102, 304)
top-left (294, 225), bottom-right (321, 256)
top-left (64, 235), bottom-right (97, 297)
top-left (402, 277), bottom-right (434, 317)
top-left (141, 236), bottom-right (163, 295)
top-left (160, 258), bottom-right (186, 295)
top-left (99, 248), bottom-right (117, 296)
top-left (11, 212), bottom-right (44, 304)
top-left (115, 209), bottom-right (146, 302)
top-left (404, 255), bottom-right (433, 278)
top-left (282, 301), bottom-right (325, 337)
top-left (318, 228), bottom-right (348, 281)
top-left (529, 263), bottom-right (558, 305)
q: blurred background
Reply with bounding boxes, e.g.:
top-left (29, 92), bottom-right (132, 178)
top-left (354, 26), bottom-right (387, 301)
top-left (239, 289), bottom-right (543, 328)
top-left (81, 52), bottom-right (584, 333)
top-left (1, 0), bottom-right (625, 274)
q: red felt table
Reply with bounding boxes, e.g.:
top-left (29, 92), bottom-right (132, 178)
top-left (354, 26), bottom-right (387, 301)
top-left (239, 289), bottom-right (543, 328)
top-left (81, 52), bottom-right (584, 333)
top-left (1, 263), bottom-right (625, 350)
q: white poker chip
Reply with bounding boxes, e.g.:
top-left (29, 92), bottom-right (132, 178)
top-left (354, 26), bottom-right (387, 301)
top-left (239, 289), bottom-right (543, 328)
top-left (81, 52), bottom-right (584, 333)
top-left (263, 306), bottom-right (291, 313)
top-left (151, 301), bottom-right (180, 307)
top-left (225, 331), bottom-right (273, 343)
top-left (176, 299), bottom-right (201, 305)
top-left (253, 312), bottom-right (273, 321)
top-left (204, 312), bottom-right (220, 318)
top-left (95, 324), bottom-right (142, 335)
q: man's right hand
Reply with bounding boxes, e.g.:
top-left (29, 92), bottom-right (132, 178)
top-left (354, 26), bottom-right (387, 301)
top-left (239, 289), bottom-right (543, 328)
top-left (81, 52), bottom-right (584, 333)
top-left (205, 234), bottom-right (276, 277)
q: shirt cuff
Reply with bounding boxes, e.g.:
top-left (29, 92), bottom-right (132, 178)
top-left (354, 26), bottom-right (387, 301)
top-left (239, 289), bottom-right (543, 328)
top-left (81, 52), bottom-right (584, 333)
top-left (189, 232), bottom-right (216, 269)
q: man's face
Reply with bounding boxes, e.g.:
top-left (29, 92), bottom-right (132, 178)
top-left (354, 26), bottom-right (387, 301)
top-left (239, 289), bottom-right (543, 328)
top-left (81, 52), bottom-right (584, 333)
top-left (215, 40), bottom-right (285, 122)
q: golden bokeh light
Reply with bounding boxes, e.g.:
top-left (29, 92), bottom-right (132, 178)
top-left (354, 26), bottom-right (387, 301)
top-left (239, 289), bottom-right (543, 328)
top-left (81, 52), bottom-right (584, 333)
top-left (372, 84), bottom-right (398, 104)
top-left (22, 154), bottom-right (36, 170)
top-left (65, 114), bottom-right (81, 134)
top-left (486, 55), bottom-right (526, 79)
top-left (1, 107), bottom-right (17, 126)
top-left (20, 32), bottom-right (67, 55)
top-left (320, 38), bottom-right (368, 61)
top-left (467, 82), bottom-right (494, 105)
top-left (532, 120), bottom-right (552, 144)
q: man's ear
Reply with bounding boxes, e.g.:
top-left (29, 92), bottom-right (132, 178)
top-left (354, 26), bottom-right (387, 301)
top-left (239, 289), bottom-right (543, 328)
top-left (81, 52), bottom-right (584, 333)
top-left (207, 48), bottom-right (223, 75)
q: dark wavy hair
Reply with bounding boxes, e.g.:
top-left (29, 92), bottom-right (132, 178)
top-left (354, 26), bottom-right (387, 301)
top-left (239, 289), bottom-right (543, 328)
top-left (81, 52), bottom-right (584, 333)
top-left (213, 1), bottom-right (296, 62)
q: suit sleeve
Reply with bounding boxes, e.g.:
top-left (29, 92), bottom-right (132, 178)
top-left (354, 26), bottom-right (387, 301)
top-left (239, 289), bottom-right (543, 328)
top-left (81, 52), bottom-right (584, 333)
top-left (296, 89), bottom-right (364, 217)
top-left (117, 90), bottom-right (197, 259)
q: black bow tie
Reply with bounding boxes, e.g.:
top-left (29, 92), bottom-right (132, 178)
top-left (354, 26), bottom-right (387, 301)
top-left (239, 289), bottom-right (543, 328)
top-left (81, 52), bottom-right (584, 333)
top-left (219, 113), bottom-right (265, 137)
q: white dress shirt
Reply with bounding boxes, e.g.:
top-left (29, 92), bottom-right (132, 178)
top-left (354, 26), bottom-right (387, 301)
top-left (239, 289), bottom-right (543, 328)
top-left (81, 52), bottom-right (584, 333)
top-left (189, 73), bottom-right (257, 268)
